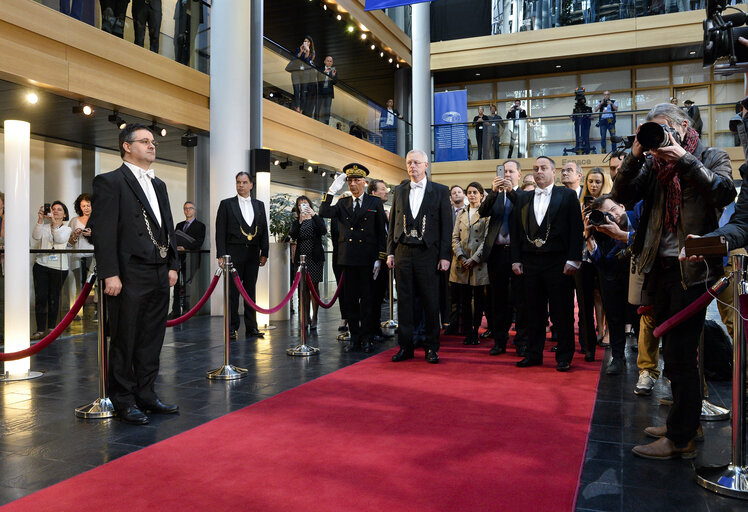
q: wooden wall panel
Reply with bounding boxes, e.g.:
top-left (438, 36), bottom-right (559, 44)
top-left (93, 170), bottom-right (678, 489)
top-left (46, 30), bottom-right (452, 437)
top-left (0, 20), bottom-right (68, 90)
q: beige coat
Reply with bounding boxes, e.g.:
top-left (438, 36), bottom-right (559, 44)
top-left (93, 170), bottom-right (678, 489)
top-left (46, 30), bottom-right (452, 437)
top-left (449, 206), bottom-right (489, 286)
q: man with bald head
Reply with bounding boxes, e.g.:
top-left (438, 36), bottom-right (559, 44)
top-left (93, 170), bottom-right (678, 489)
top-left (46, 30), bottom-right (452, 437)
top-left (387, 149), bottom-right (452, 364)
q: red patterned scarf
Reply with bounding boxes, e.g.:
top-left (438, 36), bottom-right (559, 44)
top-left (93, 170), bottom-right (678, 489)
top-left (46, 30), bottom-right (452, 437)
top-left (652, 127), bottom-right (700, 233)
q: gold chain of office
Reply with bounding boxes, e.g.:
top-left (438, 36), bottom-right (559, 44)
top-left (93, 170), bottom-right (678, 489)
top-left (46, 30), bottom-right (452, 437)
top-left (141, 207), bottom-right (169, 259)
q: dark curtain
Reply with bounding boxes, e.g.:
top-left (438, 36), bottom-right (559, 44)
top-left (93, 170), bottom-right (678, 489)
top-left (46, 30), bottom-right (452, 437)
top-left (431, 0), bottom-right (492, 42)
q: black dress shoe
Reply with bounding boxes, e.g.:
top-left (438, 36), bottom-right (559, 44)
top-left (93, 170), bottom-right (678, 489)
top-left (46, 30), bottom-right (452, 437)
top-left (584, 351), bottom-right (595, 362)
top-left (137, 398), bottom-right (179, 414)
top-left (480, 330), bottom-right (493, 339)
top-left (392, 348), bottom-right (414, 362)
top-left (118, 406), bottom-right (149, 425)
top-left (489, 344), bottom-right (506, 356)
top-left (550, 345), bottom-right (558, 352)
top-left (246, 328), bottom-right (264, 338)
top-left (425, 350), bottom-right (439, 364)
top-left (556, 361), bottom-right (571, 372)
top-left (229, 330), bottom-right (238, 340)
top-left (516, 357), bottom-right (542, 368)
top-left (363, 341), bottom-right (373, 353)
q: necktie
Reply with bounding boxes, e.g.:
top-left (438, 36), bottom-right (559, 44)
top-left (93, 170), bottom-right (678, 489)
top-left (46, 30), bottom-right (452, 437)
top-left (354, 198), bottom-right (360, 215)
top-left (500, 195), bottom-right (511, 237)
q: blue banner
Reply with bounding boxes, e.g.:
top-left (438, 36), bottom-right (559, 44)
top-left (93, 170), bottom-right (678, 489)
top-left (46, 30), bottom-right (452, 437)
top-left (365, 0), bottom-right (433, 11)
top-left (434, 90), bottom-right (468, 162)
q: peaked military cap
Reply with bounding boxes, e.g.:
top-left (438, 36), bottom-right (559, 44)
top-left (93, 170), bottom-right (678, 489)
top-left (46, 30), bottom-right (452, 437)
top-left (343, 162), bottom-right (369, 178)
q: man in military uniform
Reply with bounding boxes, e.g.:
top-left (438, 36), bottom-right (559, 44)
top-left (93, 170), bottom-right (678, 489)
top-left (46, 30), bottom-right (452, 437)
top-left (320, 163), bottom-right (387, 353)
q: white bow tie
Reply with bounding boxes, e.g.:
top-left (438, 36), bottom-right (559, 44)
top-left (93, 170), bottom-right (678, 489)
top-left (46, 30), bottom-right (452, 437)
top-left (535, 188), bottom-right (551, 197)
top-left (139, 169), bottom-right (155, 180)
top-left (410, 180), bottom-right (425, 190)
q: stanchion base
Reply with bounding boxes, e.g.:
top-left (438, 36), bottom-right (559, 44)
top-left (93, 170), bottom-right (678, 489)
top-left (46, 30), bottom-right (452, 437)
top-left (381, 320), bottom-right (398, 329)
top-left (701, 400), bottom-right (731, 421)
top-left (206, 365), bottom-right (248, 380)
top-left (336, 332), bottom-right (351, 343)
top-left (75, 397), bottom-right (115, 419)
top-left (1, 370), bottom-right (43, 382)
top-left (260, 325), bottom-right (277, 331)
top-left (695, 464), bottom-right (748, 499)
top-left (286, 344), bottom-right (320, 357)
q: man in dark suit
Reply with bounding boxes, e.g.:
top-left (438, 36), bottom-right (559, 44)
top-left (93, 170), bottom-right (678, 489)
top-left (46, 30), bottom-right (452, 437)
top-left (479, 159), bottom-right (525, 356)
top-left (316, 56), bottom-right (337, 125)
top-left (170, 201), bottom-right (206, 318)
top-left (511, 156), bottom-right (584, 371)
top-left (90, 124), bottom-right (180, 425)
top-left (683, 100), bottom-right (703, 136)
top-left (215, 172), bottom-right (270, 340)
top-left (387, 149), bottom-right (452, 364)
top-left (506, 100), bottom-right (528, 158)
top-left (369, 178), bottom-right (390, 341)
top-left (320, 163), bottom-right (387, 353)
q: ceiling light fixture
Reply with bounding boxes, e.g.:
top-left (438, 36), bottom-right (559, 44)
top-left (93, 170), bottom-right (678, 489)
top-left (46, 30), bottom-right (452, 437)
top-left (26, 92), bottom-right (39, 104)
top-left (371, 44), bottom-right (376, 50)
top-left (337, 14), bottom-right (342, 21)
top-left (380, 51), bottom-right (384, 58)
top-left (361, 33), bottom-right (367, 40)
top-left (273, 159), bottom-right (280, 166)
top-left (347, 25), bottom-right (354, 33)
top-left (149, 123), bottom-right (167, 137)
top-left (72, 103), bottom-right (94, 116)
top-left (307, 165), bottom-right (313, 172)
top-left (279, 159), bottom-right (290, 169)
top-left (108, 112), bottom-right (127, 130)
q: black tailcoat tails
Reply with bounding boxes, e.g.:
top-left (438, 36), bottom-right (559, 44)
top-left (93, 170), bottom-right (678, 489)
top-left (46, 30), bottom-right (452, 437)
top-left (510, 185), bottom-right (583, 365)
top-left (90, 164), bottom-right (179, 411)
top-left (215, 196), bottom-right (270, 333)
top-left (320, 192), bottom-right (386, 345)
top-left (387, 180), bottom-right (452, 353)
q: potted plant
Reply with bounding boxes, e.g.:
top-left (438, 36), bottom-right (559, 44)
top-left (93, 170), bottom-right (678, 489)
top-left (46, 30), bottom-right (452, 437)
top-left (269, 193), bottom-right (296, 243)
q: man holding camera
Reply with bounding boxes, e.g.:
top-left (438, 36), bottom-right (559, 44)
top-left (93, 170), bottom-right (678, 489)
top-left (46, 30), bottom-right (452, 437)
top-left (595, 91), bottom-right (618, 154)
top-left (612, 103), bottom-right (735, 460)
top-left (506, 100), bottom-right (527, 158)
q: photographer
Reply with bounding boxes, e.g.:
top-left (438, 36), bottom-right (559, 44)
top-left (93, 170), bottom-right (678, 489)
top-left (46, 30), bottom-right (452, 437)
top-left (612, 102), bottom-right (735, 460)
top-left (572, 90), bottom-right (592, 155)
top-left (595, 91), bottom-right (618, 153)
top-left (584, 195), bottom-right (633, 375)
top-left (505, 100), bottom-right (527, 158)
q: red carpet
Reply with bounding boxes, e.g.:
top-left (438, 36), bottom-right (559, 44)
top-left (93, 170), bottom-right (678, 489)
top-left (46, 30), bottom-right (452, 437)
top-left (2, 337), bottom-right (600, 512)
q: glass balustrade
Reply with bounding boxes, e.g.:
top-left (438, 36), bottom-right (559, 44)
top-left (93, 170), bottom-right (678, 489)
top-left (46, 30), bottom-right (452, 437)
top-left (432, 103), bottom-right (740, 162)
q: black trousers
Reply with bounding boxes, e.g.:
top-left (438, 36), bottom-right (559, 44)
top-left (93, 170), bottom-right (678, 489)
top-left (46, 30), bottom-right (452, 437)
top-left (342, 265), bottom-right (374, 344)
top-left (99, 0), bottom-right (129, 38)
top-left (523, 253), bottom-right (575, 364)
top-left (598, 273), bottom-right (627, 361)
top-left (653, 261), bottom-right (706, 447)
top-left (456, 283), bottom-right (485, 335)
top-left (132, 0), bottom-right (162, 52)
top-left (487, 245), bottom-right (514, 347)
top-left (394, 244), bottom-right (441, 351)
top-left (574, 261), bottom-right (598, 355)
top-left (107, 261), bottom-right (169, 410)
top-left (475, 129), bottom-right (484, 160)
top-left (32, 263), bottom-right (68, 331)
top-left (228, 244), bottom-right (260, 332)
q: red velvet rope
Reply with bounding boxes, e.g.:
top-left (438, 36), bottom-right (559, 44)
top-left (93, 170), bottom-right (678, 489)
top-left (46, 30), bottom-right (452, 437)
top-left (0, 281), bottom-right (94, 362)
top-left (166, 273), bottom-right (222, 327)
top-left (637, 305), bottom-right (654, 316)
top-left (233, 270), bottom-right (301, 314)
top-left (305, 272), bottom-right (344, 309)
top-left (652, 276), bottom-right (730, 338)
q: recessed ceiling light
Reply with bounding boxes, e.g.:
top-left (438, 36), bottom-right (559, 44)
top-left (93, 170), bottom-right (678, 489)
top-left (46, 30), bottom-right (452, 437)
top-left (347, 25), bottom-right (354, 33)
top-left (689, 51), bottom-right (696, 55)
top-left (555, 65), bottom-right (561, 68)
top-left (371, 44), bottom-right (375, 50)
top-left (26, 92), bottom-right (39, 104)
top-left (388, 58), bottom-right (393, 63)
top-left (337, 14), bottom-right (342, 21)
top-left (361, 33), bottom-right (367, 40)
top-left (475, 73), bottom-right (481, 76)
top-left (380, 52), bottom-right (384, 58)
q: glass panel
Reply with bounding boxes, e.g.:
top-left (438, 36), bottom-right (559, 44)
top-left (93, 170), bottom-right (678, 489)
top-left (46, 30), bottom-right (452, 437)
top-left (714, 82), bottom-right (744, 104)
top-left (529, 119), bottom-right (573, 143)
top-left (529, 75), bottom-right (578, 97)
top-left (466, 82), bottom-right (494, 102)
top-left (530, 97), bottom-right (576, 117)
top-left (497, 79), bottom-right (527, 99)
top-left (636, 66), bottom-right (670, 88)
top-left (714, 132), bottom-right (739, 148)
top-left (700, 109), bottom-right (711, 135)
top-left (714, 107), bottom-right (738, 132)
top-left (672, 63), bottom-right (709, 85)
top-left (675, 87), bottom-right (709, 106)
top-left (635, 89), bottom-right (671, 109)
top-left (580, 70), bottom-right (631, 91)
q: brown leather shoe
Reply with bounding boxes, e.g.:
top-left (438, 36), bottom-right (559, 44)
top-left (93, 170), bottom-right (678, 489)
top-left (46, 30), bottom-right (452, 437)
top-left (632, 437), bottom-right (697, 460)
top-left (644, 425), bottom-right (703, 442)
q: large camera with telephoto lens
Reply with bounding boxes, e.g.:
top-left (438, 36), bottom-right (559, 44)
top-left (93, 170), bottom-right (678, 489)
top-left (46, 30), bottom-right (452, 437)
top-left (703, 0), bottom-right (748, 72)
top-left (573, 87), bottom-right (587, 111)
top-left (635, 122), bottom-right (681, 151)
top-left (588, 209), bottom-right (614, 227)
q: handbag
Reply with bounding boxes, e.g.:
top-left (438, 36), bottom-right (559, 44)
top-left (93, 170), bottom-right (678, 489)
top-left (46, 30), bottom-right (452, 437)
top-left (285, 57), bottom-right (304, 73)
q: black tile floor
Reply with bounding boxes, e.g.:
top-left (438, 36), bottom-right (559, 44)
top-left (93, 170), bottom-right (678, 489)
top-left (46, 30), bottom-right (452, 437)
top-left (1, 303), bottom-right (747, 510)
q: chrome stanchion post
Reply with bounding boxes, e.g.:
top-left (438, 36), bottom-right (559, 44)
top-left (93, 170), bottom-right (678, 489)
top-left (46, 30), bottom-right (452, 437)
top-left (696, 253), bottom-right (748, 498)
top-left (381, 267), bottom-right (398, 334)
top-left (700, 329), bottom-right (731, 421)
top-left (207, 256), bottom-right (248, 379)
top-left (287, 255), bottom-right (319, 356)
top-left (75, 273), bottom-right (115, 418)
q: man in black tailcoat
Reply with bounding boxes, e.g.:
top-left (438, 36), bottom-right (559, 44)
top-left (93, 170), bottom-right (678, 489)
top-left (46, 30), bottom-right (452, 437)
top-left (511, 156), bottom-right (584, 372)
top-left (215, 172), bottom-right (270, 340)
top-left (387, 149), bottom-right (452, 364)
top-left (90, 124), bottom-right (180, 425)
top-left (320, 163), bottom-right (387, 353)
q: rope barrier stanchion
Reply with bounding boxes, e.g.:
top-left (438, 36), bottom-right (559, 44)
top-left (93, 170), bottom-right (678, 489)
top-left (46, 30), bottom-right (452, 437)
top-left (207, 256), bottom-right (248, 380)
top-left (75, 271), bottom-right (115, 418)
top-left (287, 255), bottom-right (319, 357)
top-left (696, 253), bottom-right (748, 498)
top-left (699, 328), bottom-right (731, 422)
top-left (381, 267), bottom-right (398, 334)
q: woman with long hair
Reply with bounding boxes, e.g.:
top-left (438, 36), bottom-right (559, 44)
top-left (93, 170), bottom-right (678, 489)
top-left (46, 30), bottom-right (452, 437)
top-left (291, 35), bottom-right (316, 114)
top-left (289, 195), bottom-right (326, 330)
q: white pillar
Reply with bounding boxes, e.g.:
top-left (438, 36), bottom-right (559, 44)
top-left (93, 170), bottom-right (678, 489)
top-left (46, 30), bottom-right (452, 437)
top-left (209, 0), bottom-right (252, 315)
top-left (412, 2), bottom-right (432, 167)
top-left (4, 121), bottom-right (31, 377)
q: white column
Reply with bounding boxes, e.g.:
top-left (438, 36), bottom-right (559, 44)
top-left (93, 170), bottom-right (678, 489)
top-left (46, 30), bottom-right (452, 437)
top-left (412, 2), bottom-right (432, 168)
top-left (4, 121), bottom-right (31, 377)
top-left (209, 0), bottom-right (252, 315)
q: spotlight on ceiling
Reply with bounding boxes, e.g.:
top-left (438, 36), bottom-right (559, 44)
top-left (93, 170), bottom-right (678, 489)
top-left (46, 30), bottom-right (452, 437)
top-left (26, 92), bottom-right (39, 104)
top-left (388, 58), bottom-right (393, 63)
top-left (361, 33), bottom-right (367, 40)
top-left (380, 52), bottom-right (384, 58)
top-left (269, 92), bottom-right (274, 97)
top-left (321, 170), bottom-right (327, 177)
top-left (72, 103), bottom-right (94, 116)
top-left (279, 159), bottom-right (290, 169)
top-left (108, 112), bottom-right (127, 130)
top-left (370, 44), bottom-right (376, 50)
top-left (149, 123), bottom-right (167, 137)
top-left (337, 14), bottom-right (342, 20)
top-left (307, 165), bottom-right (313, 172)
top-left (273, 159), bottom-right (280, 166)
top-left (396, 63), bottom-right (400, 69)
top-left (347, 25), bottom-right (354, 33)
top-left (181, 130), bottom-right (198, 147)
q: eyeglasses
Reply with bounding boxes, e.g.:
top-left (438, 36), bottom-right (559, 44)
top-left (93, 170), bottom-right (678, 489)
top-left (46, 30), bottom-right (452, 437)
top-left (128, 138), bottom-right (159, 148)
top-left (184, 206), bottom-right (195, 210)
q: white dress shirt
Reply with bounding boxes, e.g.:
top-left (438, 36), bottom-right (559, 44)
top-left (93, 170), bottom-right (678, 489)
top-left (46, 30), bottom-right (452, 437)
top-left (125, 161), bottom-right (161, 226)
top-left (409, 177), bottom-right (427, 216)
top-left (533, 184), bottom-right (553, 225)
top-left (237, 195), bottom-right (255, 226)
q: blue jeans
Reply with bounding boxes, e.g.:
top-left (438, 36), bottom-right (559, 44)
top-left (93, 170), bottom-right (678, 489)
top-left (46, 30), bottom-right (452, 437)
top-left (599, 118), bottom-right (616, 152)
top-left (574, 117), bottom-right (591, 154)
top-left (60, 0), bottom-right (84, 20)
